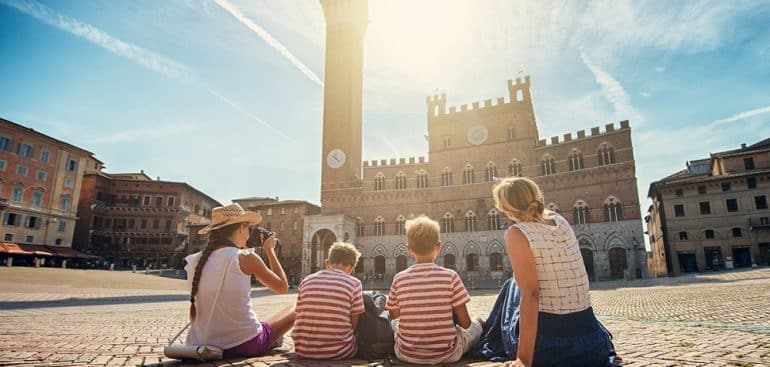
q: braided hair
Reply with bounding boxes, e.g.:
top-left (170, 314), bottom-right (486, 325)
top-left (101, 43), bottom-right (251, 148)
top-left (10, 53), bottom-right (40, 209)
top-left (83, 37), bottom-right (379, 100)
top-left (189, 222), bottom-right (242, 321)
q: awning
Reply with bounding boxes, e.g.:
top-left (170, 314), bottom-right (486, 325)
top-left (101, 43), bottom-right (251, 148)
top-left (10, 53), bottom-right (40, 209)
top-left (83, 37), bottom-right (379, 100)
top-left (47, 246), bottom-right (84, 258)
top-left (0, 243), bottom-right (100, 259)
top-left (0, 242), bottom-right (32, 255)
top-left (18, 244), bottom-right (54, 256)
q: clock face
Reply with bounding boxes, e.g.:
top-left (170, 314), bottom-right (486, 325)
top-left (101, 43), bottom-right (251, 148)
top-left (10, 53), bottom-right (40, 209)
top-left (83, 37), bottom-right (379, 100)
top-left (326, 149), bottom-right (346, 169)
top-left (467, 125), bottom-right (489, 145)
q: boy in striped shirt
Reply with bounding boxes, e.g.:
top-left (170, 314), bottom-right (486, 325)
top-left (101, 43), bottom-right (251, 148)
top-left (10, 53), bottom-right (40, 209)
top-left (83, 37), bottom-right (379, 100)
top-left (387, 216), bottom-right (483, 364)
top-left (293, 242), bottom-right (364, 360)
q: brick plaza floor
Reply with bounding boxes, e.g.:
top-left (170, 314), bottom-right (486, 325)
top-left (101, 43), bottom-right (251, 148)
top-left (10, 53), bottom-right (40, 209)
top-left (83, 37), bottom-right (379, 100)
top-left (0, 267), bottom-right (768, 366)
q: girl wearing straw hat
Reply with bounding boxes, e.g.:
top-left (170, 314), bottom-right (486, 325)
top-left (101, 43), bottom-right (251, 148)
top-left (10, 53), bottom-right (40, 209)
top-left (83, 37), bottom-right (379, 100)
top-left (185, 203), bottom-right (295, 358)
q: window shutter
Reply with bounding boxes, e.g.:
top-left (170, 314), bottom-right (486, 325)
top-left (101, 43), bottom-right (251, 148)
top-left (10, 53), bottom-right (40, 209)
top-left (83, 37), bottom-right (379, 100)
top-left (15, 214), bottom-right (22, 226)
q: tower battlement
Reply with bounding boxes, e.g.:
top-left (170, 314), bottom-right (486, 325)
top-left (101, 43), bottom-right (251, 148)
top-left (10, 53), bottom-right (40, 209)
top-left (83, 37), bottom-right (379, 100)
top-left (536, 120), bottom-right (630, 147)
top-left (363, 156), bottom-right (428, 168)
top-left (427, 76), bottom-right (533, 119)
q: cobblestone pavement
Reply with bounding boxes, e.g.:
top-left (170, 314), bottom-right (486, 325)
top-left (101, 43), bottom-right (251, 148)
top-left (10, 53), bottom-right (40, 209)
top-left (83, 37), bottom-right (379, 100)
top-left (0, 267), bottom-right (768, 366)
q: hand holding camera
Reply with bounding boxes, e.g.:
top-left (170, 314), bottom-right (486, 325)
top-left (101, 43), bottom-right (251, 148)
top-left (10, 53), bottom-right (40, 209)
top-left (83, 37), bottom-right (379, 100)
top-left (248, 226), bottom-right (278, 251)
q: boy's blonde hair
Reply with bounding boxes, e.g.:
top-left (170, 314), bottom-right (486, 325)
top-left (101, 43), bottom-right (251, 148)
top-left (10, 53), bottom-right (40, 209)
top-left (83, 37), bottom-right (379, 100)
top-left (492, 177), bottom-right (546, 223)
top-left (405, 216), bottom-right (440, 255)
top-left (327, 242), bottom-right (362, 267)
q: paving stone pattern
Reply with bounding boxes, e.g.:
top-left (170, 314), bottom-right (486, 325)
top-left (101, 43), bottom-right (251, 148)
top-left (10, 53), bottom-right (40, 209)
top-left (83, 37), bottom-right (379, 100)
top-left (0, 268), bottom-right (768, 366)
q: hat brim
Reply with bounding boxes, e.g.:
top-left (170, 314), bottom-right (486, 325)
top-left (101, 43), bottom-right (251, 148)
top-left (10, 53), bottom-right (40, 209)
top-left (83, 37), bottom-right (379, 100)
top-left (197, 212), bottom-right (262, 235)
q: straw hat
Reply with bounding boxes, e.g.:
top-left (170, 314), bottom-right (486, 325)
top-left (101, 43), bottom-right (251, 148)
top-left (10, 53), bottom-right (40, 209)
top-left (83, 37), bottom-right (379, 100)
top-left (197, 203), bottom-right (262, 235)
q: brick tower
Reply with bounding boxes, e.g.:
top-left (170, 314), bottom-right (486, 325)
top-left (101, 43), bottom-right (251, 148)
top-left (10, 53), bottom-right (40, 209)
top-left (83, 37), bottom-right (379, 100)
top-left (319, 0), bottom-right (368, 211)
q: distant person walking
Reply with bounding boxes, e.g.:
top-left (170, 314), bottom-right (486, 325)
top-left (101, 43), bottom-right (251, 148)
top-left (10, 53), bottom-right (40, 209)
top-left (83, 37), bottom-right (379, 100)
top-left (185, 203), bottom-right (295, 358)
top-left (473, 177), bottom-right (617, 367)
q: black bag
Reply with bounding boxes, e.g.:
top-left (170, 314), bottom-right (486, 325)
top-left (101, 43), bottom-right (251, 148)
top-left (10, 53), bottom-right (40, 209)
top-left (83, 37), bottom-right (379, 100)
top-left (356, 291), bottom-right (394, 360)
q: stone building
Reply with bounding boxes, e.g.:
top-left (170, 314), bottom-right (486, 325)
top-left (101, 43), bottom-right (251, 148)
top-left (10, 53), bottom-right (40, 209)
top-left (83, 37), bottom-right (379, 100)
top-left (302, 0), bottom-right (646, 282)
top-left (232, 197), bottom-right (321, 283)
top-left (1, 117), bottom-right (102, 248)
top-left (73, 171), bottom-right (221, 268)
top-left (647, 139), bottom-right (770, 275)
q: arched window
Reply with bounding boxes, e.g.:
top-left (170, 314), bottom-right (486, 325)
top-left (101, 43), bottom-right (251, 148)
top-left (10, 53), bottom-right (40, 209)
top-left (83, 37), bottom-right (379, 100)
top-left (485, 162), bottom-right (498, 182)
top-left (60, 195), bottom-right (72, 212)
top-left (487, 208), bottom-right (501, 230)
top-left (356, 217), bottom-right (365, 236)
top-left (12, 185), bottom-right (23, 203)
top-left (463, 164), bottom-right (475, 184)
top-left (541, 155), bottom-right (555, 175)
top-left (599, 144), bottom-right (615, 166)
top-left (573, 200), bottom-right (590, 225)
top-left (444, 254), bottom-right (456, 269)
top-left (604, 197), bottom-right (622, 222)
top-left (465, 211), bottom-right (477, 232)
top-left (374, 173), bottom-right (385, 191)
top-left (568, 150), bottom-right (584, 171)
top-left (489, 252), bottom-right (504, 271)
top-left (395, 171), bottom-right (407, 190)
top-left (507, 126), bottom-right (515, 141)
top-left (441, 167), bottom-right (453, 186)
top-left (374, 216), bottom-right (385, 236)
top-left (395, 215), bottom-right (406, 235)
top-left (466, 253), bottom-right (479, 271)
top-left (31, 190), bottom-right (43, 208)
top-left (416, 170), bottom-right (428, 188)
top-left (508, 160), bottom-right (522, 177)
top-left (442, 212), bottom-right (454, 233)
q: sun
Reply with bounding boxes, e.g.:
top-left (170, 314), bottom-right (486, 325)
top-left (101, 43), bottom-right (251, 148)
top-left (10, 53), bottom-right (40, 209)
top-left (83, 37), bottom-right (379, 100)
top-left (366, 1), bottom-right (479, 88)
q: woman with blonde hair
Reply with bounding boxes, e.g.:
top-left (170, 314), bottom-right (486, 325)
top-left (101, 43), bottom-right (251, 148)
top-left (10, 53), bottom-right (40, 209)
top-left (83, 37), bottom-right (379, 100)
top-left (185, 203), bottom-right (295, 358)
top-left (473, 177), bottom-right (617, 367)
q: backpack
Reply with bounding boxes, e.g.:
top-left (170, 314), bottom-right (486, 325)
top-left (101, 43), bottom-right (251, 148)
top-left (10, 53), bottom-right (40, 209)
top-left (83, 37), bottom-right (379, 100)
top-left (356, 291), bottom-right (395, 360)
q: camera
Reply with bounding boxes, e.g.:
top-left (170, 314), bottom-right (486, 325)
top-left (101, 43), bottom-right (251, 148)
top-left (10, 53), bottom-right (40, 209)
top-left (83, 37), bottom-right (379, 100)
top-left (247, 226), bottom-right (275, 248)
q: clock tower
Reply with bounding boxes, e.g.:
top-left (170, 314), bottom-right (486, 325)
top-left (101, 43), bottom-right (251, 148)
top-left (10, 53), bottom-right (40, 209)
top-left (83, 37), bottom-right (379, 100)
top-left (319, 0), bottom-right (367, 208)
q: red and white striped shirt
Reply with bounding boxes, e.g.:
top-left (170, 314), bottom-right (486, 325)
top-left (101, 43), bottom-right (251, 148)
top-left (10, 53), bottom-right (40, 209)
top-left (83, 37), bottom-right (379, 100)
top-left (293, 269), bottom-right (364, 359)
top-left (386, 263), bottom-right (471, 363)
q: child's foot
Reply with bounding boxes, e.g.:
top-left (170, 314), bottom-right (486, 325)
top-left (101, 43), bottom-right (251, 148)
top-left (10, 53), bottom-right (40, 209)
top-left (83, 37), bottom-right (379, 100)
top-left (271, 335), bottom-right (284, 350)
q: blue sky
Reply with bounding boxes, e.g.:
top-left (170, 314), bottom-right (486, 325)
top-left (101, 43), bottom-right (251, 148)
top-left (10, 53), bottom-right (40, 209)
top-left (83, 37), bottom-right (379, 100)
top-left (2, 0), bottom-right (770, 220)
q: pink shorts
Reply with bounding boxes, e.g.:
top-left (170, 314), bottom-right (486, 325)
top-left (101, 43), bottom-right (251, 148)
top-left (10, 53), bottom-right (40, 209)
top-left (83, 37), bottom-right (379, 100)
top-left (223, 321), bottom-right (273, 358)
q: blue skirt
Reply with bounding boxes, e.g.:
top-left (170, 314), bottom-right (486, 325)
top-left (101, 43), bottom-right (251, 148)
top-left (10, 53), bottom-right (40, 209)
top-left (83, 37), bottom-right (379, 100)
top-left (471, 278), bottom-right (616, 367)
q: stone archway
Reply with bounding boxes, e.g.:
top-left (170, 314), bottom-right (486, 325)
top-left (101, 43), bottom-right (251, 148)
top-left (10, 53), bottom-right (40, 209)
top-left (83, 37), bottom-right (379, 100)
top-left (580, 248), bottom-right (595, 280)
top-left (374, 256), bottom-right (386, 274)
top-left (396, 255), bottom-right (408, 272)
top-left (608, 247), bottom-right (628, 279)
top-left (444, 254), bottom-right (456, 270)
top-left (310, 229), bottom-right (336, 273)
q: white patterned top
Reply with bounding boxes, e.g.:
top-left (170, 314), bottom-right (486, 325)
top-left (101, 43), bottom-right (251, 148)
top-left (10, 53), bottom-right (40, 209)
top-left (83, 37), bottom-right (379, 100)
top-left (513, 213), bottom-right (591, 314)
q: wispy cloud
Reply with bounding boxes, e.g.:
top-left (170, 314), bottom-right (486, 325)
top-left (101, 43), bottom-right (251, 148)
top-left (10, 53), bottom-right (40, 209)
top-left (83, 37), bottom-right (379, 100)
top-left (1, 0), bottom-right (193, 80)
top-left (381, 136), bottom-right (401, 159)
top-left (580, 51), bottom-right (644, 125)
top-left (712, 105), bottom-right (770, 125)
top-left (213, 0), bottom-right (323, 87)
top-left (94, 125), bottom-right (200, 143)
top-left (1, 0), bottom-right (299, 143)
top-left (207, 89), bottom-right (296, 143)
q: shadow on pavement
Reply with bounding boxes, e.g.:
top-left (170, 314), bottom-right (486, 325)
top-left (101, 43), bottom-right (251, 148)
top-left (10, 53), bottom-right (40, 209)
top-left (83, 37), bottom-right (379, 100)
top-left (0, 294), bottom-right (189, 310)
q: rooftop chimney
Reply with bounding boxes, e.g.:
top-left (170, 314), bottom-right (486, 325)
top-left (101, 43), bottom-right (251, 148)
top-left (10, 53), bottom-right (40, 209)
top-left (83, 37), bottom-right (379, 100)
top-left (741, 143), bottom-right (747, 149)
